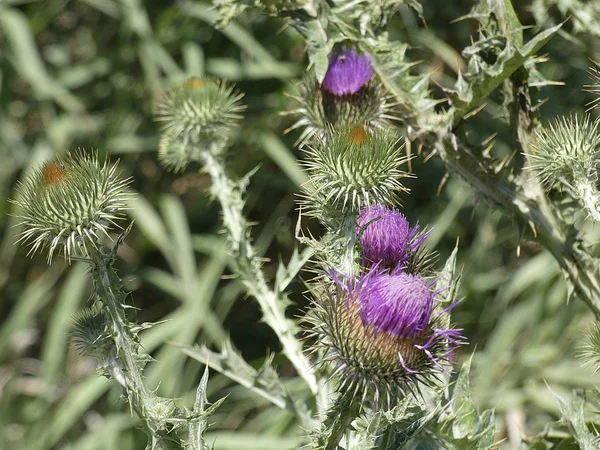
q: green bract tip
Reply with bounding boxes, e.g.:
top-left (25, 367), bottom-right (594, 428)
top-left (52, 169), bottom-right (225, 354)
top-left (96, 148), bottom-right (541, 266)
top-left (12, 150), bottom-right (131, 262)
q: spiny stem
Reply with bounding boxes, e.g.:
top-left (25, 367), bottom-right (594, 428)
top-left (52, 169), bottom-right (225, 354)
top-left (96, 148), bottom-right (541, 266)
top-left (199, 150), bottom-right (319, 395)
top-left (437, 137), bottom-right (600, 319)
top-left (574, 180), bottom-right (600, 223)
top-left (318, 393), bottom-right (361, 450)
top-left (91, 252), bottom-right (180, 450)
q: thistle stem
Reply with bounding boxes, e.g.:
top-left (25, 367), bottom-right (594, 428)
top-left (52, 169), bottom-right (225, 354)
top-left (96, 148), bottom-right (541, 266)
top-left (91, 252), bottom-right (179, 450)
top-left (574, 180), bottom-right (600, 223)
top-left (199, 150), bottom-right (319, 396)
top-left (437, 137), bottom-right (600, 318)
top-left (319, 393), bottom-right (360, 450)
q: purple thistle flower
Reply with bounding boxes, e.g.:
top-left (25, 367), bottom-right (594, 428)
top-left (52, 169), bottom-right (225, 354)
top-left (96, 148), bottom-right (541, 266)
top-left (322, 47), bottom-right (374, 96)
top-left (357, 205), bottom-right (421, 269)
top-left (356, 271), bottom-right (434, 339)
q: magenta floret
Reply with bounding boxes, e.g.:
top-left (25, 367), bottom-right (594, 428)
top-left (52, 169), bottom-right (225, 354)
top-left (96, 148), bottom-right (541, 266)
top-left (357, 272), bottom-right (434, 338)
top-left (322, 47), bottom-right (374, 96)
top-left (357, 205), bottom-right (421, 269)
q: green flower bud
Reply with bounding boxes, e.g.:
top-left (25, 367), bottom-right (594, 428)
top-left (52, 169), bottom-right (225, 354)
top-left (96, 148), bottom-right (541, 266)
top-left (529, 115), bottom-right (600, 221)
top-left (301, 125), bottom-right (409, 222)
top-left (71, 306), bottom-right (113, 359)
top-left (154, 77), bottom-right (245, 171)
top-left (12, 151), bottom-right (131, 262)
top-left (530, 115), bottom-right (600, 189)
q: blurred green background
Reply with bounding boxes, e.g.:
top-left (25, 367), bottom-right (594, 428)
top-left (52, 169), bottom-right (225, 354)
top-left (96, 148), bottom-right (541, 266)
top-left (1, 1), bottom-right (599, 449)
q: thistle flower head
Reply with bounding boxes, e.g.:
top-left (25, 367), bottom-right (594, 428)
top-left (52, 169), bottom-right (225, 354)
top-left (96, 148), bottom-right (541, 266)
top-left (322, 47), bottom-right (374, 96)
top-left (12, 150), bottom-right (131, 262)
top-left (301, 126), bottom-right (409, 221)
top-left (307, 270), bottom-right (463, 406)
top-left (357, 205), bottom-right (422, 270)
top-left (529, 114), bottom-right (600, 188)
top-left (154, 77), bottom-right (245, 142)
top-left (357, 272), bottom-right (433, 338)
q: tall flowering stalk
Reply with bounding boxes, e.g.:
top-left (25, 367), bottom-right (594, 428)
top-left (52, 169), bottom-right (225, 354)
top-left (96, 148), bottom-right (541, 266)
top-left (153, 77), bottom-right (319, 396)
top-left (11, 151), bottom-right (222, 450)
top-left (291, 48), bottom-right (464, 449)
top-left (151, 44), bottom-right (464, 448)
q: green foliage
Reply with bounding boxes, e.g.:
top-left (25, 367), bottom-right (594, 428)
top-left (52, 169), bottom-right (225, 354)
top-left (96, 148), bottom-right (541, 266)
top-left (551, 391), bottom-right (600, 450)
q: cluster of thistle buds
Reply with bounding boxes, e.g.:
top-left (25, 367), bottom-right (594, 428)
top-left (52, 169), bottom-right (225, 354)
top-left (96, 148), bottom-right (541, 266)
top-left (294, 47), bottom-right (464, 411)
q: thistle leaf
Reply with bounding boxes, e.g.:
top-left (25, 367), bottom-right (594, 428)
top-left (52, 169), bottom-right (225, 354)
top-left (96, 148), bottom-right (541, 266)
top-left (551, 390), bottom-right (600, 450)
top-left (274, 246), bottom-right (314, 295)
top-left (178, 341), bottom-right (313, 426)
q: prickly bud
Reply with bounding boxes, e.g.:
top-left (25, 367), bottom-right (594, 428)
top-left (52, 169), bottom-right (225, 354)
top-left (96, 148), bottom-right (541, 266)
top-left (286, 48), bottom-right (395, 145)
top-left (12, 150), bottom-right (131, 262)
top-left (71, 306), bottom-right (113, 359)
top-left (301, 126), bottom-right (409, 222)
top-left (529, 115), bottom-right (600, 221)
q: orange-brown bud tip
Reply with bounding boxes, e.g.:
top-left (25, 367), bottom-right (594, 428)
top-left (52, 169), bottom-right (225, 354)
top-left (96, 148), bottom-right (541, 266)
top-left (349, 125), bottom-right (368, 145)
top-left (42, 163), bottom-right (67, 186)
top-left (184, 77), bottom-right (208, 89)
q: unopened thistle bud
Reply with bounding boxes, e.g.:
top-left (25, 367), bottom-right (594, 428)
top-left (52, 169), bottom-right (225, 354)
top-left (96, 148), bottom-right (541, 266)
top-left (302, 126), bottom-right (409, 221)
top-left (12, 151), bottom-right (131, 262)
top-left (529, 115), bottom-right (600, 221)
top-left (71, 306), bottom-right (113, 359)
top-left (154, 77), bottom-right (245, 170)
top-left (357, 205), bottom-right (424, 271)
top-left (287, 47), bottom-right (395, 144)
top-left (308, 270), bottom-right (463, 406)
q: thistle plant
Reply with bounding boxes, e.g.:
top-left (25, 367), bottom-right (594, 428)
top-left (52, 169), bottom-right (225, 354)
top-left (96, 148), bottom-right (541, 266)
top-left (10, 0), bottom-right (600, 448)
top-left (11, 151), bottom-right (223, 450)
top-left (151, 44), bottom-right (462, 447)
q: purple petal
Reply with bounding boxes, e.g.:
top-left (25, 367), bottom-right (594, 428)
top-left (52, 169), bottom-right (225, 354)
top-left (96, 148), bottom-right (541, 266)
top-left (322, 47), bottom-right (374, 96)
top-left (356, 271), bottom-right (434, 338)
top-left (357, 205), bottom-right (420, 270)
